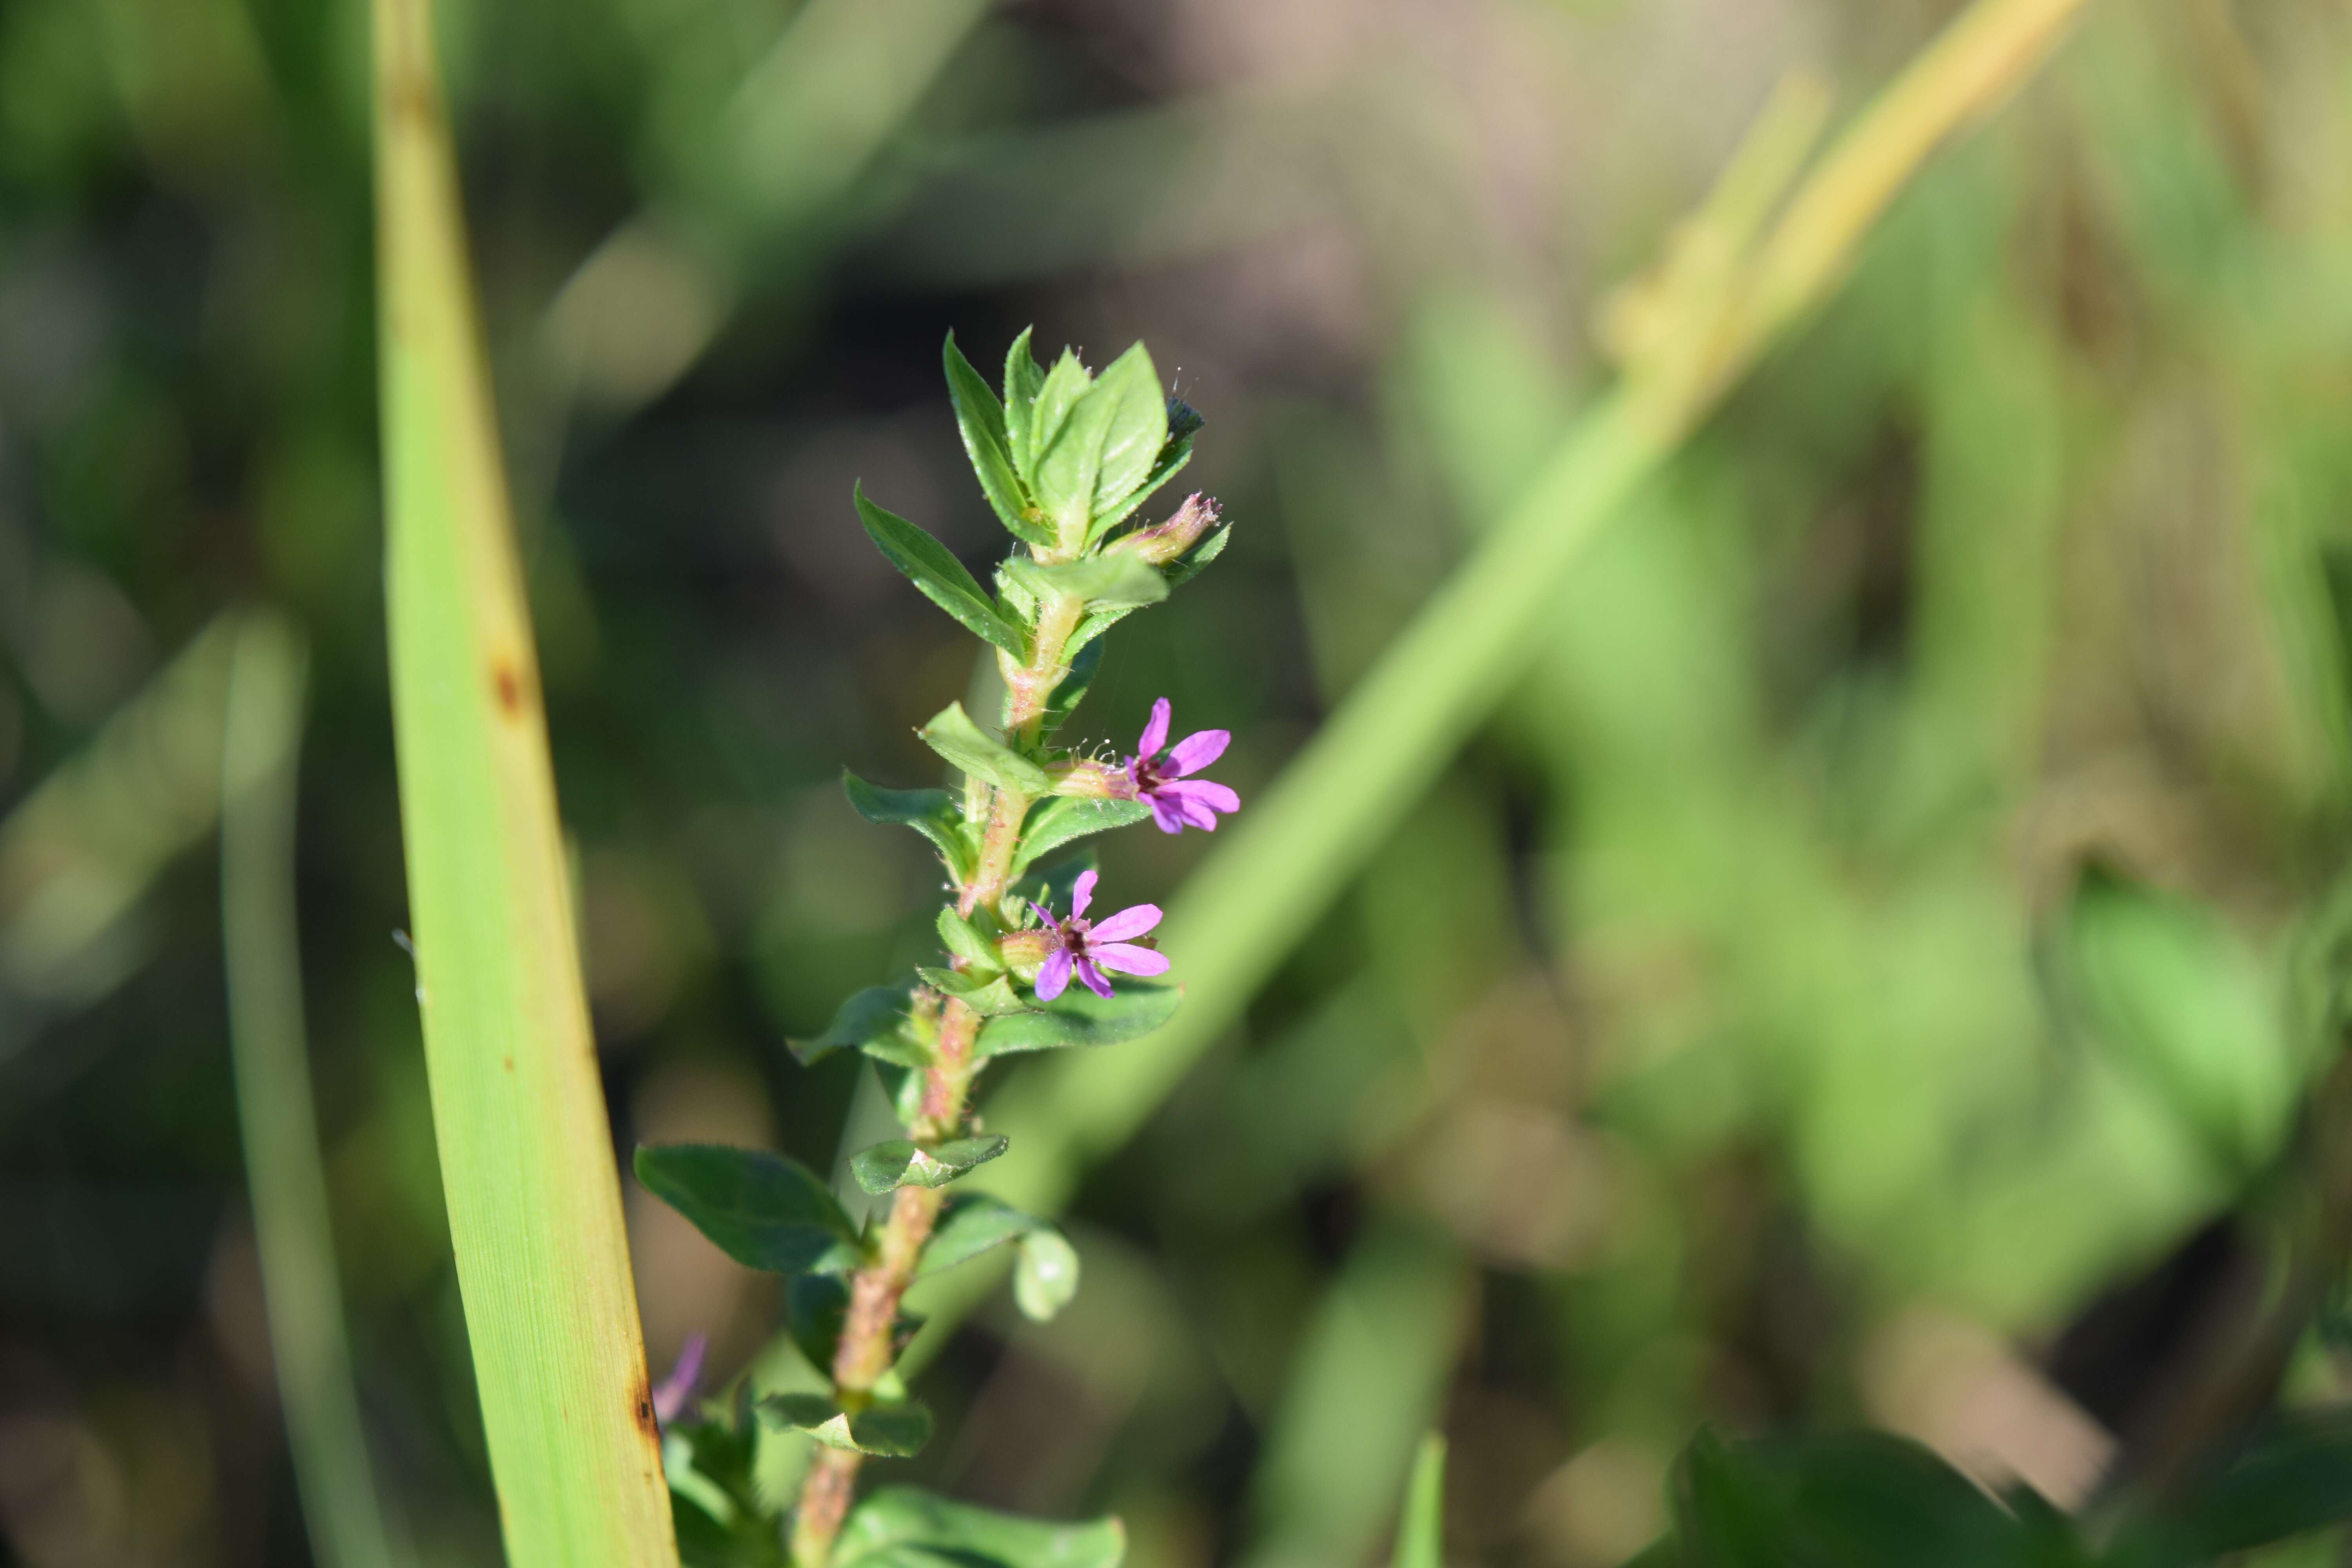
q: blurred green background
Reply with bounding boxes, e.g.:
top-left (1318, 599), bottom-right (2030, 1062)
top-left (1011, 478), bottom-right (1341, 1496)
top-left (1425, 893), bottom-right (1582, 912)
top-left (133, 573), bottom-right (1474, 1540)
top-left (6, 0), bottom-right (2352, 1563)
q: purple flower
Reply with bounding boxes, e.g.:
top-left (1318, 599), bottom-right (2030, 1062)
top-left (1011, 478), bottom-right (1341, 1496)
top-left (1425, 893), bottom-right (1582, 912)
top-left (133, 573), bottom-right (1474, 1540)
top-left (652, 1332), bottom-right (708, 1427)
top-left (1125, 698), bottom-right (1240, 834)
top-left (1031, 869), bottom-right (1170, 1001)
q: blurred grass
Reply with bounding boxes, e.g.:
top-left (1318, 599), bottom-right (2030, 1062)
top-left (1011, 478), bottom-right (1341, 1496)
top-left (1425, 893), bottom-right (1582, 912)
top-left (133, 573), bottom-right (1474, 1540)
top-left (221, 610), bottom-right (400, 1568)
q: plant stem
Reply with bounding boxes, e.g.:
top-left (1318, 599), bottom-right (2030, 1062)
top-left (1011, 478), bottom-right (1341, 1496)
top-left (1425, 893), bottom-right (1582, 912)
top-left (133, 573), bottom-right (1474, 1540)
top-left (789, 998), bottom-right (979, 1568)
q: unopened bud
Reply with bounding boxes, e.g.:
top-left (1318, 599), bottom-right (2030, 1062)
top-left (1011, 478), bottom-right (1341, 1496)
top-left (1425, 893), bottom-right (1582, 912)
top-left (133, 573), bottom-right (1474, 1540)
top-left (995, 928), bottom-right (1054, 981)
top-left (1114, 493), bottom-right (1219, 566)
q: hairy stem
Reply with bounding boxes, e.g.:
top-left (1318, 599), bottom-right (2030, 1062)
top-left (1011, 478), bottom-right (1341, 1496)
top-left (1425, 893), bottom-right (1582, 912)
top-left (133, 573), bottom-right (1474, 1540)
top-left (789, 1000), bottom-right (980, 1568)
top-left (1003, 593), bottom-right (1085, 742)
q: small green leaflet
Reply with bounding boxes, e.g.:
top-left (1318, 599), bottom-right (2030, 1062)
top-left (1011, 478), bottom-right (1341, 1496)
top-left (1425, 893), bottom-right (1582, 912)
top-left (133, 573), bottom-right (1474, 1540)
top-left (1023, 349), bottom-right (1092, 486)
top-left (759, 1394), bottom-right (933, 1458)
top-left (834, 1487), bottom-right (1125, 1568)
top-left (632, 1145), bottom-right (863, 1276)
top-left (916, 1192), bottom-right (1080, 1322)
top-left (844, 770), bottom-right (974, 882)
top-left (1012, 797), bottom-right (1154, 876)
top-left (1032, 343), bottom-right (1166, 539)
top-left (919, 702), bottom-right (1051, 795)
top-left (1003, 328), bottom-right (1045, 475)
top-left (850, 1135), bottom-right (1009, 1194)
top-left (944, 334), bottom-right (1049, 546)
top-left (977, 980), bottom-right (1181, 1058)
top-left (998, 554), bottom-right (1169, 611)
top-left (790, 980), bottom-right (930, 1068)
top-left (855, 486), bottom-right (1027, 658)
top-left (915, 967), bottom-right (1024, 1016)
top-left (1164, 521), bottom-right (1233, 587)
top-left (935, 906), bottom-right (1000, 972)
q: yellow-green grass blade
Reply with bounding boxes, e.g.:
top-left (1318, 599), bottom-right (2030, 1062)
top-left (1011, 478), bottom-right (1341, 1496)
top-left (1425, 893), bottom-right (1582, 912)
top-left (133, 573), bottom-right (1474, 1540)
top-left (372, 0), bottom-right (677, 1562)
top-left (222, 610), bottom-right (401, 1568)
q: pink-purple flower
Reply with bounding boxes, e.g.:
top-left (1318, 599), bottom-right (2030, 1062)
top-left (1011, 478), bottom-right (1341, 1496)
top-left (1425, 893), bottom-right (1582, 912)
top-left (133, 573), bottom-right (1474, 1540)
top-left (1031, 869), bottom-right (1170, 1000)
top-left (652, 1332), bottom-right (708, 1427)
top-left (1125, 698), bottom-right (1240, 834)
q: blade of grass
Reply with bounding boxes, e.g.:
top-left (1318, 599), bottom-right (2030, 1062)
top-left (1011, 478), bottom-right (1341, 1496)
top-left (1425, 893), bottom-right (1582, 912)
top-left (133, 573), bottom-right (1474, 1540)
top-left (1392, 1433), bottom-right (1448, 1568)
top-left (222, 610), bottom-right (401, 1568)
top-left (875, 0), bottom-right (2102, 1370)
top-left (373, 0), bottom-right (678, 1562)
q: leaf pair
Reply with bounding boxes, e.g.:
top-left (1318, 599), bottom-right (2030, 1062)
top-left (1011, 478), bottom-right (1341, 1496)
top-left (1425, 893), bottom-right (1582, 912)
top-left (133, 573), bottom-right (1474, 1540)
top-left (984, 332), bottom-right (1177, 550)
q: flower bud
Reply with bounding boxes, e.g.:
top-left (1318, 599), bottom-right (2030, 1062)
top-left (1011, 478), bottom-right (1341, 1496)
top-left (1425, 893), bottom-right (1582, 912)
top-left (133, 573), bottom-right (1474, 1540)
top-left (1113, 492), bottom-right (1219, 567)
top-left (994, 928), bottom-right (1054, 981)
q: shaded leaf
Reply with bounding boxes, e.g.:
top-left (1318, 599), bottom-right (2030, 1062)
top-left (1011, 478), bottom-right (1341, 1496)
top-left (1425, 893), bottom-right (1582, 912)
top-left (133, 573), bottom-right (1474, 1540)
top-left (1163, 523), bottom-right (1233, 588)
top-left (759, 1394), bottom-right (933, 1458)
top-left (1013, 797), bottom-right (1154, 876)
top-left (856, 486), bottom-right (1027, 658)
top-left (977, 982), bottom-right (1181, 1058)
top-left (2112, 1411), bottom-right (2352, 1564)
top-left (834, 1486), bottom-right (1124, 1568)
top-left (790, 980), bottom-right (930, 1068)
top-left (919, 702), bottom-right (1051, 796)
top-left (851, 1136), bottom-right (1010, 1194)
top-left (844, 771), bottom-right (974, 882)
top-left (1040, 638), bottom-right (1104, 736)
top-left (1008, 853), bottom-right (1096, 918)
top-left (633, 1145), bottom-right (862, 1275)
top-left (918, 1192), bottom-right (1055, 1277)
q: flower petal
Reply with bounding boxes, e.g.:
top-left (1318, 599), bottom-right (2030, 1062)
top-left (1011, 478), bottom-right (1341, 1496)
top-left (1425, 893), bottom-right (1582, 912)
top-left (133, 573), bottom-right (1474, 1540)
top-left (1035, 949), bottom-right (1072, 1001)
top-left (1088, 903), bottom-right (1162, 943)
top-left (1028, 900), bottom-right (1060, 930)
top-left (1074, 957), bottom-right (1115, 998)
top-left (1148, 796), bottom-right (1185, 834)
top-left (1137, 697), bottom-right (1171, 759)
top-left (1165, 729), bottom-right (1230, 776)
top-left (653, 1332), bottom-right (708, 1426)
top-left (1175, 792), bottom-right (1220, 831)
top-left (1161, 779), bottom-right (1240, 814)
top-left (1071, 867), bottom-right (1098, 919)
top-left (1093, 943), bottom-right (1170, 976)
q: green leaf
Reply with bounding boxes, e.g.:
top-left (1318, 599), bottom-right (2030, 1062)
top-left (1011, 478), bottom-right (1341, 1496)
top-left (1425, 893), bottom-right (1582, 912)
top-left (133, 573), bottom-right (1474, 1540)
top-left (1012, 798), bottom-right (1155, 876)
top-left (945, 334), bottom-right (1049, 546)
top-left (791, 980), bottom-right (931, 1068)
top-left (1011, 1225), bottom-right (1079, 1322)
top-left (1008, 853), bottom-right (1097, 918)
top-left (844, 771), bottom-right (974, 882)
top-left (918, 1192), bottom-right (1058, 1277)
top-left (978, 982), bottom-right (1181, 1058)
top-left (935, 907), bottom-right (1001, 972)
top-left (1003, 328), bottom-right (1045, 473)
top-left (999, 554), bottom-right (1170, 611)
top-left (1023, 349), bottom-right (1091, 483)
top-left (1391, 1434), bottom-right (1445, 1568)
top-left (759, 1394), bottom-right (933, 1458)
top-left (1163, 522), bottom-right (1234, 588)
top-left (851, 1136), bottom-right (1010, 1194)
top-left (1033, 343), bottom-right (1165, 537)
top-left (2113, 1412), bottom-right (2352, 1563)
top-left (1040, 639), bottom-right (1104, 736)
top-left (1089, 437), bottom-right (1194, 543)
top-left (632, 1145), bottom-right (862, 1276)
top-left (915, 967), bottom-right (1024, 1016)
top-left (834, 1487), bottom-right (1124, 1568)
top-left (855, 486), bottom-right (1027, 658)
top-left (918, 702), bottom-right (1052, 796)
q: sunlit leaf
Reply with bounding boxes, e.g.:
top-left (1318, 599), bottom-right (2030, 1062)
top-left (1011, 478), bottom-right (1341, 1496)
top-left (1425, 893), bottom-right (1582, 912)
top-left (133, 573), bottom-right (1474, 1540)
top-left (855, 486), bottom-right (1027, 658)
top-left (945, 333), bottom-right (1049, 546)
top-left (850, 1135), bottom-right (1009, 1194)
top-left (759, 1394), bottom-right (933, 1458)
top-left (1012, 798), bottom-right (1154, 876)
top-left (844, 771), bottom-right (974, 882)
top-left (918, 702), bottom-right (1051, 796)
